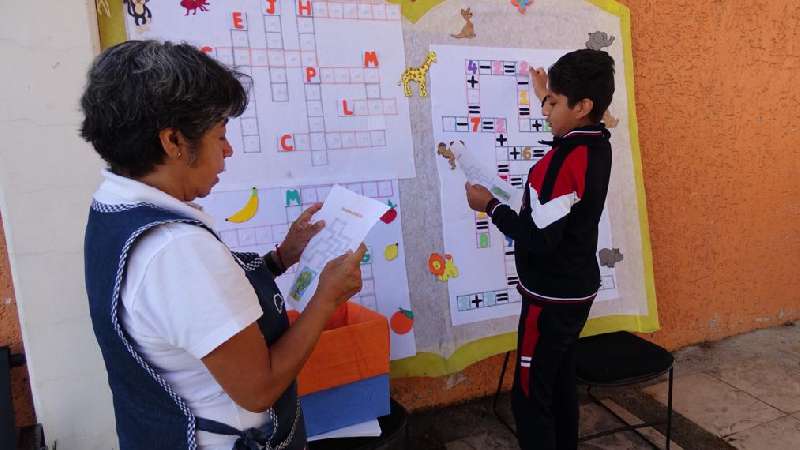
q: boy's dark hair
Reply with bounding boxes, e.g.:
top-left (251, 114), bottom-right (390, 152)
top-left (80, 40), bottom-right (249, 177)
top-left (548, 49), bottom-right (615, 123)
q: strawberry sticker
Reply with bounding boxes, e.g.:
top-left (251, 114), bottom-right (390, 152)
top-left (380, 200), bottom-right (398, 224)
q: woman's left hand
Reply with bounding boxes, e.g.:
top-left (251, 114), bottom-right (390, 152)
top-left (278, 203), bottom-right (325, 267)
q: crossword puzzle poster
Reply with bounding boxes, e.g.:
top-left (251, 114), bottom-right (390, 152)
top-left (429, 45), bottom-right (620, 326)
top-left (127, 1), bottom-right (418, 359)
top-left (196, 181), bottom-right (416, 360)
top-left (125, 0), bottom-right (416, 189)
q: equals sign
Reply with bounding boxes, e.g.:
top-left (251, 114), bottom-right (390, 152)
top-left (497, 164), bottom-right (509, 175)
top-left (519, 106), bottom-right (530, 117)
top-left (482, 119), bottom-right (494, 131)
top-left (503, 62), bottom-right (516, 74)
top-left (475, 220), bottom-right (489, 230)
top-left (468, 105), bottom-right (481, 115)
top-left (496, 292), bottom-right (509, 303)
top-left (533, 149), bottom-right (546, 157)
top-left (506, 276), bottom-right (519, 286)
top-left (510, 177), bottom-right (524, 187)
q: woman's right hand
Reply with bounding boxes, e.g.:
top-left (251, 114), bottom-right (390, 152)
top-left (314, 243), bottom-right (367, 310)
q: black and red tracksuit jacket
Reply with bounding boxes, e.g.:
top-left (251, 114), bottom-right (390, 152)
top-left (487, 124), bottom-right (612, 302)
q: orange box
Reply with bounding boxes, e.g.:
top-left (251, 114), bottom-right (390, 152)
top-left (289, 302), bottom-right (389, 396)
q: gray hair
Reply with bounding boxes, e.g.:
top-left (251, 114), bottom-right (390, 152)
top-left (80, 40), bottom-right (249, 177)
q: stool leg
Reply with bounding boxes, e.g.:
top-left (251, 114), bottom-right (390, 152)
top-left (405, 418), bottom-right (410, 448)
top-left (666, 367), bottom-right (673, 450)
top-left (493, 351), bottom-right (510, 412)
top-left (493, 352), bottom-right (516, 437)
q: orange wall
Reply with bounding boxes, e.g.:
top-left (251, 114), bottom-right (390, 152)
top-left (0, 215), bottom-right (35, 427)
top-left (2, 0), bottom-right (799, 418)
top-left (391, 0), bottom-right (800, 410)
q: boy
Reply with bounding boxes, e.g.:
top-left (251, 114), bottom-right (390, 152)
top-left (464, 49), bottom-right (615, 450)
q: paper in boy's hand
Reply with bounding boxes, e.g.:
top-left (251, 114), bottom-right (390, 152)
top-left (450, 141), bottom-right (523, 208)
top-left (288, 185), bottom-right (389, 305)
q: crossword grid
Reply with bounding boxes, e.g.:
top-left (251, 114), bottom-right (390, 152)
top-left (474, 211), bottom-right (490, 249)
top-left (456, 229), bottom-right (521, 311)
top-left (444, 58), bottom-right (542, 312)
top-left (448, 57), bottom-right (615, 310)
top-left (447, 58), bottom-right (552, 256)
top-left (238, 70), bottom-right (263, 153)
top-left (211, 1), bottom-right (400, 167)
top-left (219, 179), bottom-right (395, 305)
top-left (311, 1), bottom-right (402, 21)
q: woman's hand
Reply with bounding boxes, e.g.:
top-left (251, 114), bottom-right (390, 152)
top-left (204, 243), bottom-right (367, 413)
top-left (465, 182), bottom-right (494, 213)
top-left (314, 243), bottom-right (367, 310)
top-left (278, 203), bottom-right (325, 268)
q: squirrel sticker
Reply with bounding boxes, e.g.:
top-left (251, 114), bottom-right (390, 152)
top-left (437, 142), bottom-right (457, 170)
top-left (450, 8), bottom-right (476, 39)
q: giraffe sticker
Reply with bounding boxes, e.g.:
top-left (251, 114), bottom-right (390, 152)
top-left (399, 51), bottom-right (437, 97)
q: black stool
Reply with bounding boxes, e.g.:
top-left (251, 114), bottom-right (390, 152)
top-left (1, 347), bottom-right (45, 450)
top-left (576, 331), bottom-right (674, 449)
top-left (0, 347), bottom-right (15, 450)
top-left (308, 398), bottom-right (408, 450)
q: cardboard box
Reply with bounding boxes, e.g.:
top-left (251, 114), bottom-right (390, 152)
top-left (289, 302), bottom-right (390, 396)
top-left (300, 374), bottom-right (390, 436)
top-left (288, 302), bottom-right (391, 436)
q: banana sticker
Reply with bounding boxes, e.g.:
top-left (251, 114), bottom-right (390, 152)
top-left (225, 187), bottom-right (259, 223)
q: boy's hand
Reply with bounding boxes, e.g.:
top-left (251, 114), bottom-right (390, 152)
top-left (465, 182), bottom-right (494, 212)
top-left (529, 67), bottom-right (548, 101)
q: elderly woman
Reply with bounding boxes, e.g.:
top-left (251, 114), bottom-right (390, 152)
top-left (80, 40), bottom-right (364, 450)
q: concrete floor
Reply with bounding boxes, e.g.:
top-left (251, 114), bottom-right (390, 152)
top-left (407, 322), bottom-right (800, 450)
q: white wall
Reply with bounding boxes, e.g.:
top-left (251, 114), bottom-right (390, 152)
top-left (0, 1), bottom-right (118, 448)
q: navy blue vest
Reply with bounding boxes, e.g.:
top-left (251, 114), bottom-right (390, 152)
top-left (84, 201), bottom-right (306, 450)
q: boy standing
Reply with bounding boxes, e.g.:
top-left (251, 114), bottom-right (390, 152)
top-left (465, 49), bottom-right (615, 450)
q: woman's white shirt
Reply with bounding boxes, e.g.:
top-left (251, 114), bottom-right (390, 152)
top-left (93, 170), bottom-right (267, 450)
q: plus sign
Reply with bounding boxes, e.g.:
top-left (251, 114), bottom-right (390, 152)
top-left (467, 75), bottom-right (478, 88)
top-left (495, 134), bottom-right (507, 146)
top-left (509, 147), bottom-right (521, 159)
top-left (472, 295), bottom-right (483, 309)
top-left (531, 120), bottom-right (543, 132)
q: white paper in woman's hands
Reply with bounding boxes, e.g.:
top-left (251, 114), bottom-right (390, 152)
top-left (288, 185), bottom-right (389, 305)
